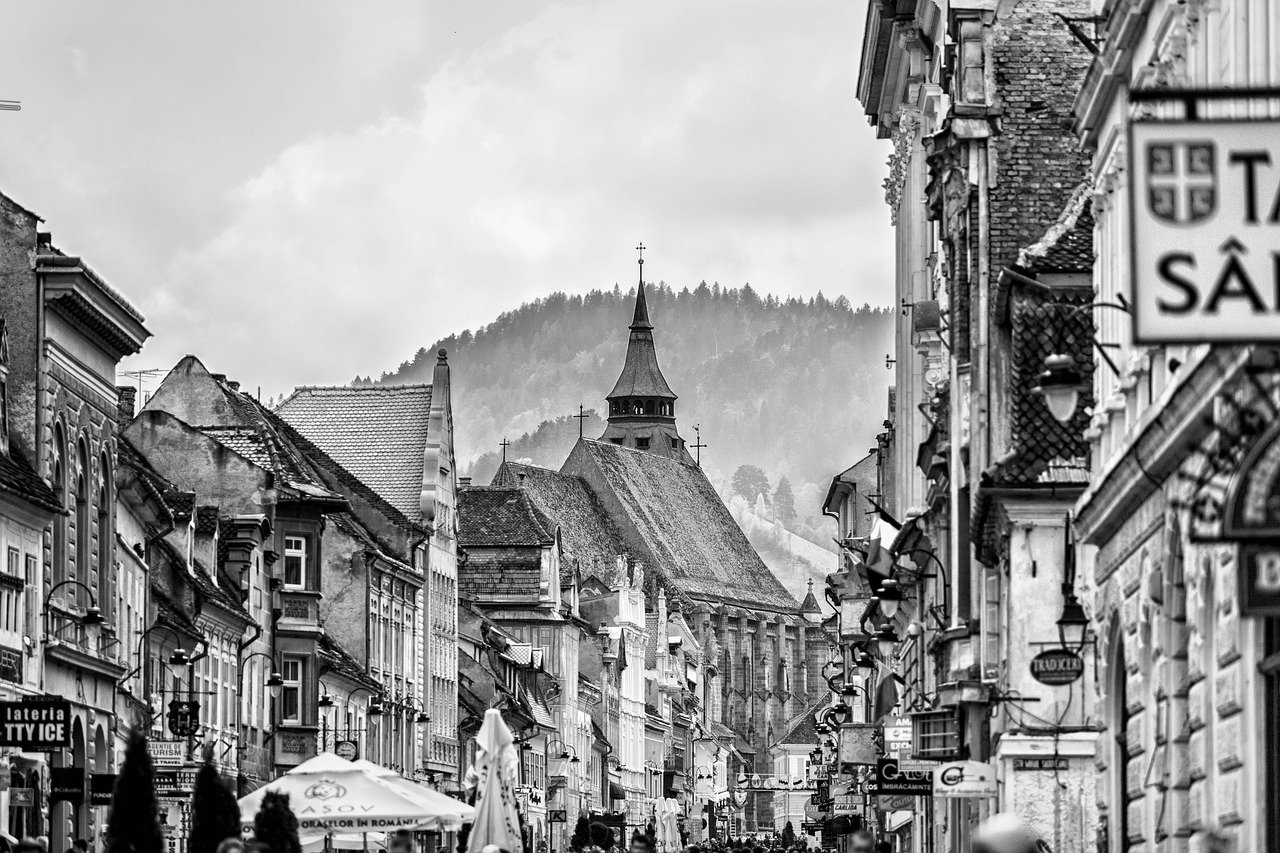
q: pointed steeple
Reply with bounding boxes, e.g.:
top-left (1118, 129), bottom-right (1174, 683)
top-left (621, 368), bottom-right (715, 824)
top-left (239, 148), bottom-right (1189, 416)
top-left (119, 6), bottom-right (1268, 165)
top-left (598, 246), bottom-right (688, 461)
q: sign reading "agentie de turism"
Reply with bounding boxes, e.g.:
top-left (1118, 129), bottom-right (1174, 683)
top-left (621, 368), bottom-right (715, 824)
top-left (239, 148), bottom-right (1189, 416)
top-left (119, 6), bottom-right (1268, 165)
top-left (0, 699), bottom-right (72, 749)
top-left (1129, 119), bottom-right (1280, 343)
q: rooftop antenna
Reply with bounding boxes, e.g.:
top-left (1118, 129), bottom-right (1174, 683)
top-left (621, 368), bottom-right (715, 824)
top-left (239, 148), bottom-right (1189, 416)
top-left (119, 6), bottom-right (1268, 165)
top-left (117, 368), bottom-right (165, 402)
top-left (573, 404), bottom-right (589, 439)
top-left (691, 424), bottom-right (707, 466)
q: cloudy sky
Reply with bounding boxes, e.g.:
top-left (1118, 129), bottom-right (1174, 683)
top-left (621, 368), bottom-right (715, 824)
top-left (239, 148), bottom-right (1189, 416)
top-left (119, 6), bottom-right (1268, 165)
top-left (0, 1), bottom-right (892, 396)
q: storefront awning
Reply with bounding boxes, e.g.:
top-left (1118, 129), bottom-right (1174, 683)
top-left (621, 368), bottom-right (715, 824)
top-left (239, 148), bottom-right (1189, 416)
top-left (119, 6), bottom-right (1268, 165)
top-left (609, 782), bottom-right (625, 801)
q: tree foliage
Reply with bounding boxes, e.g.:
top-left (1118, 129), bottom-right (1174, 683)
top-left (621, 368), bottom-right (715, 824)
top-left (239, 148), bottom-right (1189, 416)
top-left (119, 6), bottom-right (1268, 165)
top-left (253, 791), bottom-right (302, 853)
top-left (570, 816), bottom-right (592, 852)
top-left (773, 476), bottom-right (797, 524)
top-left (732, 465), bottom-right (770, 503)
top-left (106, 729), bottom-right (163, 853)
top-left (190, 758), bottom-right (241, 853)
top-left (365, 284), bottom-right (894, 532)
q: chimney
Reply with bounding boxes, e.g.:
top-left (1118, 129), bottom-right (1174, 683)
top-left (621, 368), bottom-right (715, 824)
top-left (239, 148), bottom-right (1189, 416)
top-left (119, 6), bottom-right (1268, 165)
top-left (116, 386), bottom-right (137, 421)
top-left (458, 477), bottom-right (472, 487)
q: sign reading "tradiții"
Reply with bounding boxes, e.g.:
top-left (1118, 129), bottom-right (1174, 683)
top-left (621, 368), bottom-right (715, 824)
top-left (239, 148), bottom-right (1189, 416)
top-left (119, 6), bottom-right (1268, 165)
top-left (1130, 119), bottom-right (1280, 343)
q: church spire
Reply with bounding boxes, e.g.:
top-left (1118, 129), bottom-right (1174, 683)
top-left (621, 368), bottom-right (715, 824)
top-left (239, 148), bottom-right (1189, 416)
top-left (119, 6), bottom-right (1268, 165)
top-left (599, 246), bottom-right (688, 461)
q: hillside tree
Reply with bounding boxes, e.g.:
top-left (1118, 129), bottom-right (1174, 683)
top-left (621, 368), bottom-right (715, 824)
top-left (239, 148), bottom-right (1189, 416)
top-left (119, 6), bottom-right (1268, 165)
top-left (732, 465), bottom-right (770, 503)
top-left (774, 477), bottom-right (797, 524)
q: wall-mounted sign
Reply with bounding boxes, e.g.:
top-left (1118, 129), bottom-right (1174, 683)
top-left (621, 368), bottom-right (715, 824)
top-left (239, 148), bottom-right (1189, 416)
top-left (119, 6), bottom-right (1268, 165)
top-left (870, 758), bottom-right (932, 797)
top-left (334, 741), bottom-right (359, 760)
top-left (50, 767), bottom-right (85, 804)
top-left (932, 761), bottom-right (997, 799)
top-left (90, 773), bottom-right (117, 806)
top-left (147, 739), bottom-right (186, 766)
top-left (9, 788), bottom-right (32, 807)
top-left (876, 795), bottom-right (915, 813)
top-left (882, 716), bottom-right (912, 758)
top-left (1238, 543), bottom-right (1280, 616)
top-left (1129, 119), bottom-right (1280, 343)
top-left (1029, 648), bottom-right (1085, 685)
top-left (0, 699), bottom-right (71, 749)
top-left (1012, 757), bottom-right (1069, 772)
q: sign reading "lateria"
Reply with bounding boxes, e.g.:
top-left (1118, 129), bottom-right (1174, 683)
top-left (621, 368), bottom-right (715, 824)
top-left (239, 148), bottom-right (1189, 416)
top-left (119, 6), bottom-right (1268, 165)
top-left (0, 699), bottom-right (72, 749)
top-left (1129, 119), bottom-right (1280, 343)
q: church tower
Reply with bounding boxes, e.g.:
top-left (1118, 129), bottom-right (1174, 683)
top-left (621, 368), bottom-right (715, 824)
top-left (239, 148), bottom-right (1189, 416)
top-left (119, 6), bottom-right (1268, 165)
top-left (600, 247), bottom-right (690, 461)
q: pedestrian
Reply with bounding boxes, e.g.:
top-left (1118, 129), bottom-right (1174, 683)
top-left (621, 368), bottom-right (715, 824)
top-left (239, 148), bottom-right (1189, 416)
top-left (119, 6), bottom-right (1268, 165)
top-left (12, 840), bottom-right (41, 853)
top-left (73, 840), bottom-right (88, 853)
top-left (848, 830), bottom-right (874, 853)
top-left (628, 833), bottom-right (653, 853)
top-left (216, 839), bottom-right (245, 853)
top-left (971, 813), bottom-right (1048, 853)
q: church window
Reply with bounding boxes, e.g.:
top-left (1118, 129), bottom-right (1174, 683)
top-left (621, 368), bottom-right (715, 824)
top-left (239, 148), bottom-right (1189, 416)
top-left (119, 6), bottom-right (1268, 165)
top-left (645, 400), bottom-right (655, 415)
top-left (669, 437), bottom-right (678, 449)
top-left (633, 401), bottom-right (644, 415)
top-left (636, 437), bottom-right (650, 450)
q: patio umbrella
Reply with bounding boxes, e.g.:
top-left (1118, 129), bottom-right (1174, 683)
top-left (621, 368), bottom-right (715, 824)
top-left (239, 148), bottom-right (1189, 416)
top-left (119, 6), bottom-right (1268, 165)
top-left (659, 799), bottom-right (680, 852)
top-left (466, 709), bottom-right (523, 853)
top-left (346, 759), bottom-right (476, 830)
top-left (238, 753), bottom-right (439, 835)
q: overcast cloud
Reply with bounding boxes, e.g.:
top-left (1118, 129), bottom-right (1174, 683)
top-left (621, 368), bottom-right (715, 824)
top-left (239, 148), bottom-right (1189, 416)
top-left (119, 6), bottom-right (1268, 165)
top-left (0, 1), bottom-right (892, 396)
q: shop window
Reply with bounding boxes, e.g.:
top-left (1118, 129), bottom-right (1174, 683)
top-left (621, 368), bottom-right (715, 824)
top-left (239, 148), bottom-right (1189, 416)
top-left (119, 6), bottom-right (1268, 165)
top-left (281, 657), bottom-right (304, 724)
top-left (283, 536), bottom-right (308, 588)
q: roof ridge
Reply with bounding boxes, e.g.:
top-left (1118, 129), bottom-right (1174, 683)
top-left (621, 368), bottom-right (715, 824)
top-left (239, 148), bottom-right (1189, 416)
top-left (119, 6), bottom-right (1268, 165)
top-left (290, 383), bottom-right (435, 392)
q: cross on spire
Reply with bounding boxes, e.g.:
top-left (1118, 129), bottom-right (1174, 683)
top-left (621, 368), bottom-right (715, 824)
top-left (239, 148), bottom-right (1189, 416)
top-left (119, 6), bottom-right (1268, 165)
top-left (691, 424), bottom-right (707, 466)
top-left (500, 437), bottom-right (512, 463)
top-left (636, 242), bottom-right (645, 284)
top-left (573, 404), bottom-right (589, 439)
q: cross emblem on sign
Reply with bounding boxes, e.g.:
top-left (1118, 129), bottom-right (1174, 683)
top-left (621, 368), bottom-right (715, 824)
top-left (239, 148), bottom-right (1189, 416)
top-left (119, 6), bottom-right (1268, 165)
top-left (1146, 141), bottom-right (1217, 224)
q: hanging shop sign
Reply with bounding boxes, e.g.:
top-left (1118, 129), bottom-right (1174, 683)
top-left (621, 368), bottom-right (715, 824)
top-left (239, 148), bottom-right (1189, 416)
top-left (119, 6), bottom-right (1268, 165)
top-left (932, 761), bottom-right (997, 799)
top-left (9, 788), bottom-right (32, 807)
top-left (869, 757), bottom-right (932, 797)
top-left (0, 699), bottom-right (71, 749)
top-left (882, 716), bottom-right (912, 758)
top-left (167, 700), bottom-right (200, 738)
top-left (548, 810), bottom-right (567, 823)
top-left (147, 739), bottom-right (186, 766)
top-left (90, 773), bottom-right (117, 807)
top-left (1238, 542), bottom-right (1280, 615)
top-left (335, 740), bottom-right (359, 760)
top-left (50, 767), bottom-right (85, 804)
top-left (1029, 648), bottom-right (1085, 685)
top-left (837, 724), bottom-right (877, 767)
top-left (877, 795), bottom-right (916, 812)
top-left (1129, 119), bottom-right (1280, 344)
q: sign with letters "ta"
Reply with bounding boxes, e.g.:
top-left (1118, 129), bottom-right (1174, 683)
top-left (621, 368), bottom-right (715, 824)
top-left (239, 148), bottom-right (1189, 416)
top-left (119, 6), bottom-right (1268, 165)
top-left (1129, 119), bottom-right (1280, 344)
top-left (1239, 543), bottom-right (1280, 616)
top-left (0, 699), bottom-right (71, 749)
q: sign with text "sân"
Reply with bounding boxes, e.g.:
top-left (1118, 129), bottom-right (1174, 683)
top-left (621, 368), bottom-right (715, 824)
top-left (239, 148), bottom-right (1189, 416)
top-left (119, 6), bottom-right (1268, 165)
top-left (1129, 119), bottom-right (1280, 343)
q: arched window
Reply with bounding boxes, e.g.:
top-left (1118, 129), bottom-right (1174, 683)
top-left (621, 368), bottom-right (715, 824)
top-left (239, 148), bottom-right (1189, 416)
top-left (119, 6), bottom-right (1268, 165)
top-left (75, 440), bottom-right (90, 604)
top-left (633, 400), bottom-right (643, 416)
top-left (52, 425), bottom-right (67, 587)
top-left (1107, 621), bottom-right (1129, 853)
top-left (645, 400), bottom-right (655, 416)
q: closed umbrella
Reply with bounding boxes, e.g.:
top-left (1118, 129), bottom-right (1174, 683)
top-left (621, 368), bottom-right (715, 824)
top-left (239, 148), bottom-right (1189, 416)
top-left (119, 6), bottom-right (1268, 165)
top-left (466, 709), bottom-right (524, 853)
top-left (661, 799), bottom-right (680, 852)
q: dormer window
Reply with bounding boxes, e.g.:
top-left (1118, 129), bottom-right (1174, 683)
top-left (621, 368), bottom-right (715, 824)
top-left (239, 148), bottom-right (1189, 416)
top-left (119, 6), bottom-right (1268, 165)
top-left (635, 437), bottom-right (651, 450)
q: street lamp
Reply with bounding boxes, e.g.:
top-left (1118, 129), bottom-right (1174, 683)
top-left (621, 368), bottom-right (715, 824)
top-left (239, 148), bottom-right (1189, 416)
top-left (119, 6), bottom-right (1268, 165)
top-left (873, 623), bottom-right (899, 659)
top-left (42, 580), bottom-right (105, 643)
top-left (1033, 354), bottom-right (1086, 424)
top-left (167, 648), bottom-right (192, 681)
top-left (266, 671), bottom-right (285, 698)
top-left (875, 578), bottom-right (903, 619)
top-left (1057, 585), bottom-right (1089, 652)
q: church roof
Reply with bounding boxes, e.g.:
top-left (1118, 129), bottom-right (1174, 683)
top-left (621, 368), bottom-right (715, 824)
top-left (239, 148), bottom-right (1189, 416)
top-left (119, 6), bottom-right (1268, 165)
top-left (276, 383), bottom-right (434, 523)
top-left (566, 439), bottom-right (798, 612)
top-left (457, 486), bottom-right (555, 548)
top-left (492, 462), bottom-right (629, 582)
top-left (606, 284), bottom-right (676, 400)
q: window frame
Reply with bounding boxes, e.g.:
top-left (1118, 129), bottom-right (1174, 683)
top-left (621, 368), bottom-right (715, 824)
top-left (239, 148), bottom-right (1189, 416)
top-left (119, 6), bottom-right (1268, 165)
top-left (282, 535), bottom-right (309, 589)
top-left (281, 656), bottom-right (304, 725)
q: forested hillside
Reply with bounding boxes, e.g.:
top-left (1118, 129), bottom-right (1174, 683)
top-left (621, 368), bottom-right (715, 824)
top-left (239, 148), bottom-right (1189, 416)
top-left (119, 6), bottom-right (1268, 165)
top-left (358, 283), bottom-right (894, 536)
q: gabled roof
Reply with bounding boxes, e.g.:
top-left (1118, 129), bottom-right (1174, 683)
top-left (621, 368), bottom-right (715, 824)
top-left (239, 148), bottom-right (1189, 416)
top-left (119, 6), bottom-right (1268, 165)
top-left (457, 486), bottom-right (554, 548)
top-left (319, 632), bottom-right (380, 690)
top-left (773, 702), bottom-right (822, 747)
top-left (276, 384), bottom-right (434, 523)
top-left (1017, 182), bottom-right (1095, 274)
top-left (493, 462), bottom-right (629, 583)
top-left (567, 440), bottom-right (797, 612)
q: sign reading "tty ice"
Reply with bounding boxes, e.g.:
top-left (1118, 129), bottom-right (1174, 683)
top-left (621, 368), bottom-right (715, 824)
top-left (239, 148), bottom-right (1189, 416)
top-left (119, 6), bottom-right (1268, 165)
top-left (1129, 119), bottom-right (1280, 343)
top-left (0, 699), bottom-right (72, 749)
